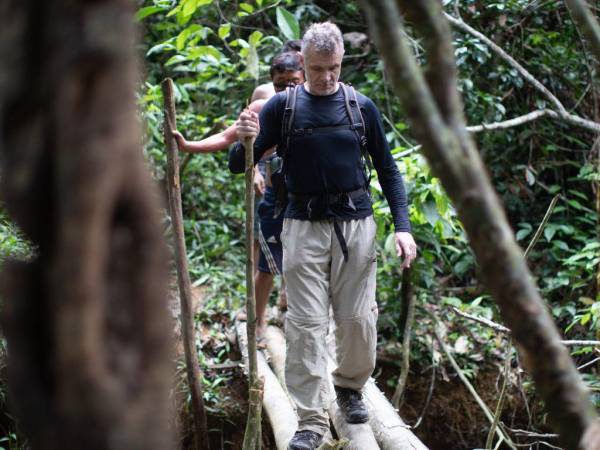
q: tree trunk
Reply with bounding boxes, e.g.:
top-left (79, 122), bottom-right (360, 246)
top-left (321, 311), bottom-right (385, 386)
top-left (0, 1), bottom-right (173, 449)
top-left (162, 77), bottom-right (211, 450)
top-left (358, 1), bottom-right (598, 449)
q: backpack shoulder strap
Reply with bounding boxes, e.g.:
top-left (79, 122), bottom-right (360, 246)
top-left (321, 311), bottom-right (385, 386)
top-left (279, 84), bottom-right (300, 157)
top-left (340, 83), bottom-right (373, 174)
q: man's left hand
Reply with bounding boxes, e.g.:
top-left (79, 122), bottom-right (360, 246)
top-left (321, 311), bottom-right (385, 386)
top-left (395, 231), bottom-right (417, 269)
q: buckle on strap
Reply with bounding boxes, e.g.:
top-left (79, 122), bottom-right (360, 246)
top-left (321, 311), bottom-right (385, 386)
top-left (293, 128), bottom-right (313, 136)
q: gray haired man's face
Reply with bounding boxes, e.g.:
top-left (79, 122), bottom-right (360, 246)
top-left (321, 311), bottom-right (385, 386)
top-left (303, 46), bottom-right (343, 96)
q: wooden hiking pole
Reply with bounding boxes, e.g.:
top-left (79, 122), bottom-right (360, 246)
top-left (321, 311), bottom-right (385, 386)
top-left (242, 124), bottom-right (265, 450)
top-left (161, 78), bottom-right (211, 450)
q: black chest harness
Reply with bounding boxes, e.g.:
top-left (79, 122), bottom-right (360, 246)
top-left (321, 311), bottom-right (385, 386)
top-left (271, 83), bottom-right (374, 261)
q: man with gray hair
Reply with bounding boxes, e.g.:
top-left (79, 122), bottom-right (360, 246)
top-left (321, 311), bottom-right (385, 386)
top-left (230, 21), bottom-right (417, 450)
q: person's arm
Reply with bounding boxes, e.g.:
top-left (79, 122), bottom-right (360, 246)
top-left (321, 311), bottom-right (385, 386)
top-left (228, 94), bottom-right (283, 174)
top-left (251, 82), bottom-right (275, 102)
top-left (363, 97), bottom-right (417, 268)
top-left (172, 100), bottom-right (266, 153)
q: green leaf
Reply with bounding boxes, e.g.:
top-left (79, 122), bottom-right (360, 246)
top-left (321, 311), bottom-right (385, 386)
top-left (544, 224), bottom-right (557, 242)
top-left (182, 0), bottom-right (213, 18)
top-left (135, 6), bottom-right (166, 21)
top-left (146, 42), bottom-right (175, 56)
top-left (240, 2), bottom-right (255, 13)
top-left (276, 7), bottom-right (300, 41)
top-left (218, 24), bottom-right (231, 40)
top-left (176, 25), bottom-right (201, 51)
top-left (422, 200), bottom-right (440, 227)
top-left (516, 228), bottom-right (531, 241)
top-left (581, 313), bottom-right (592, 326)
top-left (249, 30), bottom-right (263, 47)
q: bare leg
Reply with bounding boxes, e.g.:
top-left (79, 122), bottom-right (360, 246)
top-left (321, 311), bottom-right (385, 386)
top-left (278, 278), bottom-right (288, 311)
top-left (255, 271), bottom-right (274, 337)
top-left (253, 239), bottom-right (260, 272)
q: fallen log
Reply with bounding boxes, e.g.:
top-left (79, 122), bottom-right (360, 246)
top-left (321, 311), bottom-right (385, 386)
top-left (325, 353), bottom-right (381, 450)
top-left (263, 325), bottom-right (289, 397)
top-left (325, 332), bottom-right (428, 450)
top-left (363, 381), bottom-right (429, 450)
top-left (235, 321), bottom-right (298, 450)
top-left (265, 325), bottom-right (379, 448)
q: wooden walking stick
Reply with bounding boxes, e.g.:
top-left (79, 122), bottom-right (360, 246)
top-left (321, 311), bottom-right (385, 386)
top-left (161, 78), bottom-right (211, 450)
top-left (241, 115), bottom-right (265, 450)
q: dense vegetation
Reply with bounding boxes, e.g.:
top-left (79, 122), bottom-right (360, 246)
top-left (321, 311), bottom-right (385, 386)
top-left (0, 0), bottom-right (598, 448)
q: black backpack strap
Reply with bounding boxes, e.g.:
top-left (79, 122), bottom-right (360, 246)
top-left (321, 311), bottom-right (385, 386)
top-left (340, 83), bottom-right (373, 181)
top-left (279, 84), bottom-right (299, 157)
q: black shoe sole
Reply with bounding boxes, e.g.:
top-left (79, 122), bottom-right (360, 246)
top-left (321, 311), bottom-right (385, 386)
top-left (345, 416), bottom-right (369, 424)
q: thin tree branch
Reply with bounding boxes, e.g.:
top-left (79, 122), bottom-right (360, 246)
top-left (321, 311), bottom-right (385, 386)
top-left (486, 343), bottom-right (512, 449)
top-left (451, 308), bottom-right (600, 347)
top-left (444, 12), bottom-right (566, 114)
top-left (524, 195), bottom-right (560, 258)
top-left (445, 12), bottom-right (600, 134)
top-left (451, 307), bottom-right (510, 333)
top-left (466, 109), bottom-right (559, 133)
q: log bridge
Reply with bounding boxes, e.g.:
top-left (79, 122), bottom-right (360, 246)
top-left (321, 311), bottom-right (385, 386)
top-left (235, 321), bottom-right (428, 450)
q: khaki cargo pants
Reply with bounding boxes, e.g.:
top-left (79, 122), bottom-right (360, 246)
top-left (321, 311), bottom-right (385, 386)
top-left (281, 216), bottom-right (378, 435)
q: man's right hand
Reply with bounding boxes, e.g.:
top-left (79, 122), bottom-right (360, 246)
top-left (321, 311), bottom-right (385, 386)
top-left (254, 169), bottom-right (266, 196)
top-left (236, 109), bottom-right (260, 141)
top-left (171, 129), bottom-right (188, 152)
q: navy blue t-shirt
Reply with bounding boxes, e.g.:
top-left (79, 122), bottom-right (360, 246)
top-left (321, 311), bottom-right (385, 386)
top-left (229, 84), bottom-right (410, 232)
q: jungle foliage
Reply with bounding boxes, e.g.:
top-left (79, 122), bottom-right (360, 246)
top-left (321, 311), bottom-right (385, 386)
top-left (0, 0), bottom-right (598, 447)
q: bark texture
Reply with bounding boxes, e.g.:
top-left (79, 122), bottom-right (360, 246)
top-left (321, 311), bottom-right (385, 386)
top-left (162, 78), bottom-right (211, 450)
top-left (0, 1), bottom-right (173, 449)
top-left (359, 1), bottom-right (598, 449)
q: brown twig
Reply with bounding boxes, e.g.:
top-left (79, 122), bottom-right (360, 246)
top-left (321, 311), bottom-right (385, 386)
top-left (524, 195), bottom-right (560, 258)
top-left (485, 342), bottom-right (512, 449)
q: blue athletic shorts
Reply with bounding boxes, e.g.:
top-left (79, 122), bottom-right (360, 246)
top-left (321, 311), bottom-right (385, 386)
top-left (257, 187), bottom-right (284, 274)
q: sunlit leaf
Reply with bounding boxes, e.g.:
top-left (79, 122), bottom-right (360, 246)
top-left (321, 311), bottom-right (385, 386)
top-left (218, 24), bottom-right (231, 40)
top-left (276, 7), bottom-right (299, 41)
top-left (135, 6), bottom-right (166, 21)
top-left (239, 2), bottom-right (254, 13)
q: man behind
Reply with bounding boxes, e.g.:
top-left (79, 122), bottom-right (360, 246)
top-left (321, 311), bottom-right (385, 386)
top-left (230, 22), bottom-right (417, 450)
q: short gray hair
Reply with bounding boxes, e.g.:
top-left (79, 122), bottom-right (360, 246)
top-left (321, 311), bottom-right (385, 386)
top-left (301, 22), bottom-right (345, 56)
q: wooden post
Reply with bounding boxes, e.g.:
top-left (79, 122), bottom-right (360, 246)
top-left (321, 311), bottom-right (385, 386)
top-left (161, 78), bottom-right (211, 450)
top-left (241, 128), bottom-right (263, 450)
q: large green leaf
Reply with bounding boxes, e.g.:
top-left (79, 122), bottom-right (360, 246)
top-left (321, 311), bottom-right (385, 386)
top-left (246, 44), bottom-right (259, 80)
top-left (276, 7), bottom-right (299, 41)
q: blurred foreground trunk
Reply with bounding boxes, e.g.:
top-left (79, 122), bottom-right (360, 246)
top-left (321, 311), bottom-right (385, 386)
top-left (0, 1), bottom-right (173, 449)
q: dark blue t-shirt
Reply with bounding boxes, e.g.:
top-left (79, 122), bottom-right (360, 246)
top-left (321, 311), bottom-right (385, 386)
top-left (229, 84), bottom-right (410, 232)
